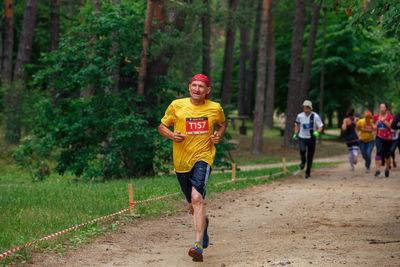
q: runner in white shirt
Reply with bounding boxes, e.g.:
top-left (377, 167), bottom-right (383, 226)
top-left (293, 100), bottom-right (324, 178)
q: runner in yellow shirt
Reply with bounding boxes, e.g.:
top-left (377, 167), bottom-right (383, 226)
top-left (159, 74), bottom-right (226, 262)
top-left (356, 111), bottom-right (375, 173)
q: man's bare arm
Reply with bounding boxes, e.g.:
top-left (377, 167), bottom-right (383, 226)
top-left (158, 123), bottom-right (186, 142)
top-left (210, 121), bottom-right (227, 144)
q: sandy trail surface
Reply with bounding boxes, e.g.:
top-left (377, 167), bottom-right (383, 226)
top-left (31, 163), bottom-right (400, 267)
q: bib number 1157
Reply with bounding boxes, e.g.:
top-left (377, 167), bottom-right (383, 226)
top-left (186, 117), bottom-right (209, 134)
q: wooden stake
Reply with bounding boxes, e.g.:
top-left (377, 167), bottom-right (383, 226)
top-left (128, 184), bottom-right (134, 215)
top-left (232, 163), bottom-right (236, 183)
top-left (282, 157), bottom-right (287, 174)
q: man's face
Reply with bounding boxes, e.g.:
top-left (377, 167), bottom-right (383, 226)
top-left (189, 81), bottom-right (211, 101)
top-left (303, 106), bottom-right (311, 114)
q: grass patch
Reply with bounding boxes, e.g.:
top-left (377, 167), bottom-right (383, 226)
top-left (0, 162), bottom-right (335, 265)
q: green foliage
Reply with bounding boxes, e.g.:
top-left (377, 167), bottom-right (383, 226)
top-left (309, 9), bottom-right (400, 115)
top-left (14, 0), bottom-right (233, 180)
top-left (33, 1), bottom-right (144, 95)
top-left (346, 0), bottom-right (400, 36)
top-left (15, 1), bottom-right (164, 179)
top-left (13, 135), bottom-right (53, 182)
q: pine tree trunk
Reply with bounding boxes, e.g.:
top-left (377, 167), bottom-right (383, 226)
top-left (1, 0), bottom-right (14, 143)
top-left (300, 0), bottom-right (322, 101)
top-left (328, 112), bottom-right (333, 128)
top-left (2, 0), bottom-right (14, 84)
top-left (220, 0), bottom-right (239, 105)
top-left (246, 0), bottom-right (263, 118)
top-left (137, 0), bottom-right (155, 95)
top-left (13, 0), bottom-right (39, 82)
top-left (283, 0), bottom-right (307, 148)
top-left (318, 6), bottom-right (327, 143)
top-left (0, 15), bottom-right (3, 75)
top-left (238, 26), bottom-right (250, 116)
top-left (80, 0), bottom-right (101, 98)
top-left (264, 1), bottom-right (275, 130)
top-left (110, 0), bottom-right (121, 93)
top-left (252, 0), bottom-right (271, 155)
top-left (202, 0), bottom-right (211, 77)
top-left (2, 0), bottom-right (15, 143)
top-left (5, 0), bottom-right (38, 144)
top-left (50, 0), bottom-right (60, 51)
top-left (49, 0), bottom-right (60, 105)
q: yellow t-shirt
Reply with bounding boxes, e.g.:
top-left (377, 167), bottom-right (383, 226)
top-left (356, 118), bottom-right (374, 142)
top-left (161, 98), bottom-right (226, 173)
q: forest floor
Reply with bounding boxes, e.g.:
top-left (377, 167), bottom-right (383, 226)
top-left (30, 161), bottom-right (400, 267)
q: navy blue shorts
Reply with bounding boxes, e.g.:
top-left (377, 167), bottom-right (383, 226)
top-left (176, 161), bottom-right (212, 203)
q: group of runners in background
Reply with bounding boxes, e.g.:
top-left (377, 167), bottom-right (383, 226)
top-left (342, 102), bottom-right (400, 177)
top-left (293, 100), bottom-right (400, 179)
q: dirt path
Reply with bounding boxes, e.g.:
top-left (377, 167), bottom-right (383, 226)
top-left (31, 163), bottom-right (400, 267)
top-left (236, 154), bottom-right (347, 172)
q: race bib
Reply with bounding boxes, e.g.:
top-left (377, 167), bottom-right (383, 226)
top-left (363, 124), bottom-right (373, 132)
top-left (186, 117), bottom-right (209, 134)
top-left (303, 123), bottom-right (313, 130)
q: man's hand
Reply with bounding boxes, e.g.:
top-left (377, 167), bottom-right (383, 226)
top-left (173, 131), bottom-right (186, 142)
top-left (313, 130), bottom-right (320, 138)
top-left (292, 132), bottom-right (298, 140)
top-left (210, 131), bottom-right (221, 144)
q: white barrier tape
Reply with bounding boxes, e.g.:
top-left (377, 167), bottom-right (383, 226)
top-left (214, 170), bottom-right (292, 186)
top-left (133, 192), bottom-right (180, 204)
top-left (0, 208), bottom-right (129, 259)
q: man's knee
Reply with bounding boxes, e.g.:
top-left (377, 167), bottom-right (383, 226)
top-left (191, 188), bottom-right (204, 205)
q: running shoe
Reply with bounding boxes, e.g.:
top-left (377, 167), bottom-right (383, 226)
top-left (374, 170), bottom-right (381, 177)
top-left (350, 165), bottom-right (354, 171)
top-left (305, 173), bottom-right (311, 179)
top-left (188, 242), bottom-right (203, 262)
top-left (365, 168), bottom-right (370, 173)
top-left (203, 216), bottom-right (209, 249)
top-left (299, 163), bottom-right (305, 170)
top-left (385, 169), bottom-right (389, 178)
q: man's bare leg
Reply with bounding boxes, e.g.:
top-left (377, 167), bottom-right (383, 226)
top-left (191, 187), bottom-right (205, 243)
top-left (188, 203), bottom-right (194, 215)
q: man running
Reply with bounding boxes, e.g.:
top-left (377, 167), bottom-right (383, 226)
top-left (293, 100), bottom-right (324, 178)
top-left (356, 111), bottom-right (375, 173)
top-left (158, 74), bottom-right (226, 262)
top-left (342, 108), bottom-right (359, 171)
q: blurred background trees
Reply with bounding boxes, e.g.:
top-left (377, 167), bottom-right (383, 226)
top-left (1, 0), bottom-right (399, 179)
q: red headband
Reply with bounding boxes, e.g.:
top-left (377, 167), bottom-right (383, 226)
top-left (190, 74), bottom-right (210, 87)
